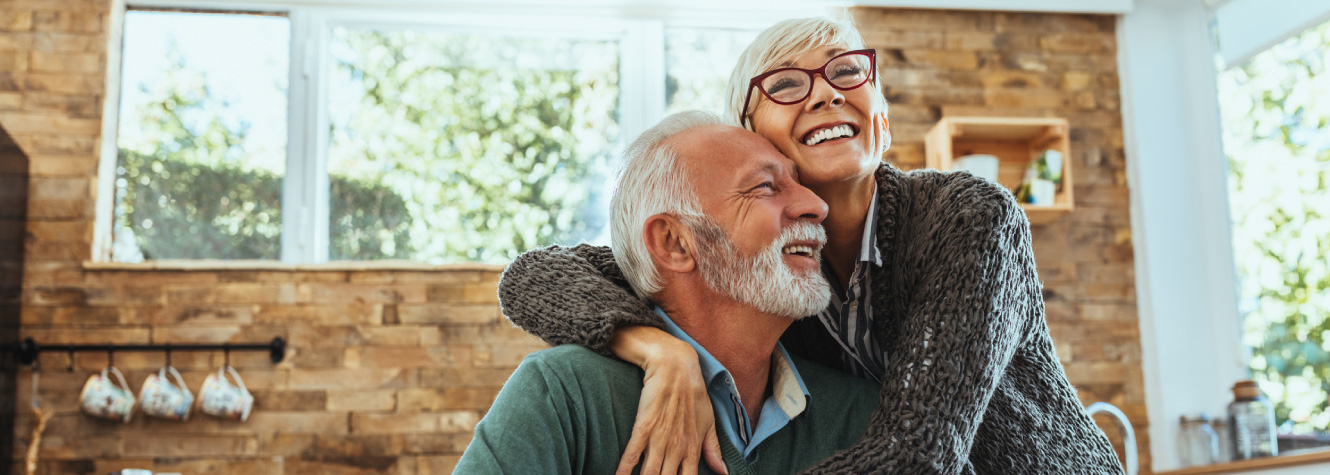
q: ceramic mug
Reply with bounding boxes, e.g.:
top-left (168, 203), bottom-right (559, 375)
top-left (139, 366), bottom-right (194, 421)
top-left (954, 154), bottom-right (1000, 183)
top-left (80, 366), bottom-right (135, 423)
top-left (198, 366), bottom-right (253, 421)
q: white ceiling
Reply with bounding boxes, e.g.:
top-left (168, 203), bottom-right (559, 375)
top-left (1211, 0), bottom-right (1330, 68)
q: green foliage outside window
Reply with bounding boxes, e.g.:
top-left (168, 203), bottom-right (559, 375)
top-left (1218, 20), bottom-right (1330, 432)
top-left (116, 51), bottom-right (412, 261)
top-left (327, 29), bottom-right (619, 264)
top-left (118, 28), bottom-right (619, 264)
top-left (115, 51), bottom-right (285, 260)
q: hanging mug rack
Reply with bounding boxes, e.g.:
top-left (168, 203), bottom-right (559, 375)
top-left (11, 337), bottom-right (286, 366)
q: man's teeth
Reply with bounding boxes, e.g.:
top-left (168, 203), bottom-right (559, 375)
top-left (782, 245), bottom-right (814, 257)
top-left (803, 124), bottom-right (855, 146)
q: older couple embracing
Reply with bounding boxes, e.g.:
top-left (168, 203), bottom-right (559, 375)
top-left (458, 17), bottom-right (1123, 475)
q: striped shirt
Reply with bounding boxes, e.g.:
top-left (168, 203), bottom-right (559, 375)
top-left (816, 188), bottom-right (886, 383)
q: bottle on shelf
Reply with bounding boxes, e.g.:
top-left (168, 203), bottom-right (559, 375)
top-left (1177, 413), bottom-right (1219, 467)
top-left (1211, 417), bottom-right (1233, 463)
top-left (1228, 380), bottom-right (1278, 460)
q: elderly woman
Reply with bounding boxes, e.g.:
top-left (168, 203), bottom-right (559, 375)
top-left (499, 17), bottom-right (1123, 475)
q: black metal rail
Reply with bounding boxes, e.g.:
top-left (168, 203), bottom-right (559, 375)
top-left (10, 337), bottom-right (286, 365)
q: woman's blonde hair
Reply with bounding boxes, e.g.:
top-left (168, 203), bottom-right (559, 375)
top-left (724, 17), bottom-right (884, 129)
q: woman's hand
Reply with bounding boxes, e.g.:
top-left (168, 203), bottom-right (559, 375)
top-left (610, 327), bottom-right (727, 475)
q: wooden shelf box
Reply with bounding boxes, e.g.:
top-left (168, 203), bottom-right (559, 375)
top-left (924, 116), bottom-right (1074, 225)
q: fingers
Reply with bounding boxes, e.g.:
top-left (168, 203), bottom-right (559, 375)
top-left (702, 430), bottom-right (727, 475)
top-left (680, 436), bottom-right (702, 475)
top-left (660, 439), bottom-right (686, 475)
top-left (616, 421), bottom-right (650, 475)
top-left (644, 423), bottom-right (691, 475)
top-left (641, 440), bottom-right (665, 475)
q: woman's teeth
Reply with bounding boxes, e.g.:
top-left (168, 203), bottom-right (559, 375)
top-left (803, 124), bottom-right (855, 146)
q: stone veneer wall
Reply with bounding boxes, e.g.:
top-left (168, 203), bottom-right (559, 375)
top-left (0, 1), bottom-right (1146, 473)
top-left (0, 124), bottom-right (28, 475)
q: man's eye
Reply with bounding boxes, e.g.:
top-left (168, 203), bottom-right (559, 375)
top-left (752, 182), bottom-right (775, 192)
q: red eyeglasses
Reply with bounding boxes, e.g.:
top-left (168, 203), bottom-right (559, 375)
top-left (741, 49), bottom-right (877, 129)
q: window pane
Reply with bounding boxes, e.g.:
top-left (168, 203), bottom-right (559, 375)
top-left (1219, 19), bottom-right (1330, 432)
top-left (114, 11), bottom-right (289, 261)
top-left (665, 27), bottom-right (759, 116)
top-left (328, 27), bottom-right (619, 264)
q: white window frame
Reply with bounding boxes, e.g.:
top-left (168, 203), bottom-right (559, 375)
top-left (1126, 0), bottom-right (1330, 472)
top-left (1120, 0), bottom-right (1242, 468)
top-left (96, 0), bottom-right (824, 264)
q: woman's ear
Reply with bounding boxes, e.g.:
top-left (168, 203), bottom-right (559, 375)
top-left (643, 214), bottom-right (696, 274)
top-left (875, 110), bottom-right (891, 153)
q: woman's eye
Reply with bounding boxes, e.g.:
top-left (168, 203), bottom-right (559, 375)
top-left (831, 65), bottom-right (863, 79)
top-left (766, 77), bottom-right (801, 94)
top-left (752, 182), bottom-right (775, 192)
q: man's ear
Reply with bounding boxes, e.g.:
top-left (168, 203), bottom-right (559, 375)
top-left (642, 214), bottom-right (695, 274)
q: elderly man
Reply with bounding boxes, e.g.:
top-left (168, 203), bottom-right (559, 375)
top-left (455, 111), bottom-right (880, 475)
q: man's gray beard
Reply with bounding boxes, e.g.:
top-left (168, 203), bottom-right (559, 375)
top-left (685, 216), bottom-right (832, 319)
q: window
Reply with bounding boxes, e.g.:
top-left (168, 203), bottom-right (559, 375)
top-left (1218, 19), bottom-right (1330, 434)
top-left (664, 27), bottom-right (759, 116)
top-left (106, 5), bottom-right (769, 264)
top-left (113, 10), bottom-right (290, 261)
top-left (326, 26), bottom-right (619, 263)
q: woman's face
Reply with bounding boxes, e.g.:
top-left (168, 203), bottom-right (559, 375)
top-left (749, 45), bottom-right (889, 190)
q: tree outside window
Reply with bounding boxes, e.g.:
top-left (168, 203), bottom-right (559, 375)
top-left (112, 10), bottom-right (756, 265)
top-left (1218, 19), bottom-right (1330, 435)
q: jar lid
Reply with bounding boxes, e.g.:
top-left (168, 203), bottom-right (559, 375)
top-left (1232, 380), bottom-right (1262, 399)
top-left (1179, 412), bottom-right (1211, 423)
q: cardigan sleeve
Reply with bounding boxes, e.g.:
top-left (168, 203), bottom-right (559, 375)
top-left (798, 175), bottom-right (1039, 475)
top-left (498, 244), bottom-right (666, 356)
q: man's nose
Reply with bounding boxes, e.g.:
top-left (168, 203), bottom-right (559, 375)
top-left (804, 74), bottom-right (845, 112)
top-left (787, 183), bottom-right (828, 224)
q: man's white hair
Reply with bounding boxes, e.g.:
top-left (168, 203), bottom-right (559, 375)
top-left (610, 110), bottom-right (728, 298)
top-left (724, 17), bottom-right (886, 129)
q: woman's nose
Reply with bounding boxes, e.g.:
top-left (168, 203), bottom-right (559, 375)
top-left (804, 75), bottom-right (845, 112)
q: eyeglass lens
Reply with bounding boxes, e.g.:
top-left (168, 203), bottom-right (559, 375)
top-left (760, 53), bottom-right (873, 103)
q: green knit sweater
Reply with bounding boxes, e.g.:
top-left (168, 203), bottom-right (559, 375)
top-left (455, 345), bottom-right (880, 475)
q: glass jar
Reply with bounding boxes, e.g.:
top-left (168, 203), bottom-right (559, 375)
top-left (1177, 413), bottom-right (1219, 467)
top-left (1211, 417), bottom-right (1233, 463)
top-left (1228, 380), bottom-right (1278, 460)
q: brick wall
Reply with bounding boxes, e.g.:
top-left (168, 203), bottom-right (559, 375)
top-left (13, 266), bottom-right (539, 475)
top-left (2, 3), bottom-right (546, 473)
top-left (0, 1), bottom-right (1146, 474)
top-left (850, 7), bottom-right (1147, 470)
top-left (1, 123), bottom-right (28, 474)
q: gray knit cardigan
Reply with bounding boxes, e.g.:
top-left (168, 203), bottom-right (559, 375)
top-left (498, 163), bottom-right (1124, 475)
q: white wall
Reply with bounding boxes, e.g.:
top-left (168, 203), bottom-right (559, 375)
top-left (1118, 0), bottom-right (1247, 471)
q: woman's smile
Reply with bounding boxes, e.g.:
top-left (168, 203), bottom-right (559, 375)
top-left (800, 122), bottom-right (858, 147)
